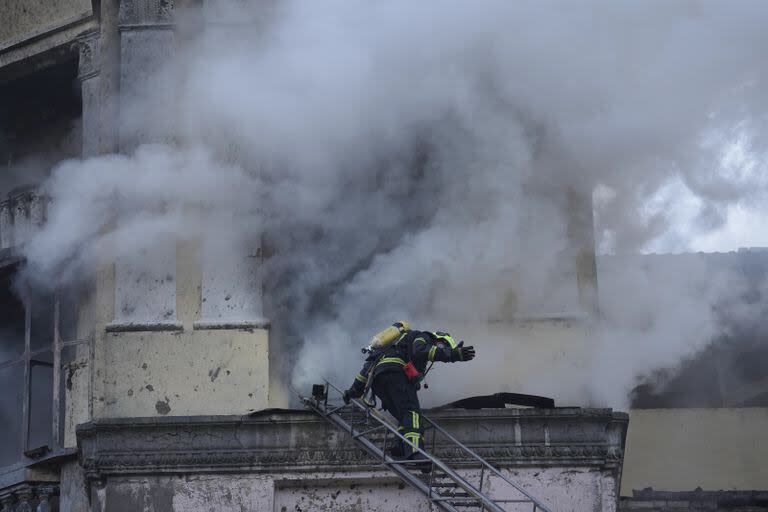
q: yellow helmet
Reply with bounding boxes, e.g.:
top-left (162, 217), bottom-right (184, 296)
top-left (393, 321), bottom-right (410, 332)
top-left (431, 331), bottom-right (458, 349)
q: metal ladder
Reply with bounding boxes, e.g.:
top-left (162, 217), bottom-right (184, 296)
top-left (300, 381), bottom-right (553, 512)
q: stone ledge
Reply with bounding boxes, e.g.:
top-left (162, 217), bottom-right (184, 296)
top-left (119, 0), bottom-right (174, 26)
top-left (0, 482), bottom-right (59, 511)
top-left (105, 321), bottom-right (183, 333)
top-left (193, 319), bottom-right (270, 331)
top-left (0, 11), bottom-right (93, 53)
top-left (620, 490), bottom-right (768, 511)
top-left (77, 407), bottom-right (628, 480)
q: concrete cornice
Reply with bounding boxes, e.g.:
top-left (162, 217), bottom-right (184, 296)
top-left (73, 28), bottom-right (99, 81)
top-left (77, 407), bottom-right (628, 480)
top-left (119, 0), bottom-right (174, 28)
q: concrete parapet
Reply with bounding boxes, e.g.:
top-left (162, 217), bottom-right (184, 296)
top-left (620, 490), bottom-right (768, 512)
top-left (75, 407), bottom-right (628, 511)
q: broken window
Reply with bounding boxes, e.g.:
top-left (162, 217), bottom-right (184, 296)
top-left (0, 265), bottom-right (81, 469)
top-left (0, 269), bottom-right (25, 363)
top-left (0, 59), bottom-right (81, 201)
top-left (0, 48), bottom-right (83, 474)
top-left (0, 267), bottom-right (25, 467)
top-left (0, 362), bottom-right (24, 467)
top-left (28, 351), bottom-right (54, 451)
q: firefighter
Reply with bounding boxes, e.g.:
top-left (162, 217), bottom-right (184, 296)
top-left (343, 326), bottom-right (475, 466)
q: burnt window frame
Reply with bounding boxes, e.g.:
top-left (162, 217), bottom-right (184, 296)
top-left (0, 261), bottom-right (86, 473)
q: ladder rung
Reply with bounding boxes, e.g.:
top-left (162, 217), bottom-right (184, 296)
top-left (385, 459), bottom-right (434, 466)
top-left (352, 425), bottom-right (386, 438)
top-left (306, 384), bottom-right (552, 512)
top-left (339, 411), bottom-right (367, 417)
top-left (339, 417), bottom-right (368, 423)
top-left (421, 474), bottom-right (454, 483)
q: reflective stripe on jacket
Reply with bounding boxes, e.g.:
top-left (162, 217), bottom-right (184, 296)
top-left (349, 330), bottom-right (453, 396)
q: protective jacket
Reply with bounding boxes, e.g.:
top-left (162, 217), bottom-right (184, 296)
top-left (348, 330), bottom-right (454, 397)
top-left (345, 328), bottom-right (474, 463)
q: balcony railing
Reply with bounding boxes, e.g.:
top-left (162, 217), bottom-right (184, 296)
top-left (0, 187), bottom-right (48, 251)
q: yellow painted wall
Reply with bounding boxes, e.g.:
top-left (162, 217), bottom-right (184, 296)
top-left (65, 238), bottom-right (274, 428)
top-left (99, 327), bottom-right (269, 417)
top-left (621, 408), bottom-right (768, 495)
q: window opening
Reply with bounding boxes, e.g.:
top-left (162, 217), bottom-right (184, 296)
top-left (0, 265), bottom-right (84, 469)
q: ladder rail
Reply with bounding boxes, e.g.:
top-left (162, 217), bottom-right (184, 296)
top-left (320, 381), bottom-right (507, 512)
top-left (303, 393), bottom-right (461, 512)
top-left (303, 380), bottom-right (553, 512)
top-left (422, 414), bottom-right (553, 512)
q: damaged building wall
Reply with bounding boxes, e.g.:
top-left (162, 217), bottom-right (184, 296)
top-left (67, 0), bottom-right (275, 427)
top-left (0, 0), bottom-right (95, 68)
top-left (5, 0), bottom-right (602, 430)
top-left (89, 236), bottom-right (270, 420)
top-left (76, 408), bottom-right (629, 512)
top-left (98, 328), bottom-right (269, 417)
top-left (1, 3), bottom-right (275, 505)
top-left (1, 2), bottom-right (613, 511)
top-left (0, 37), bottom-right (86, 497)
top-left (0, 0), bottom-right (92, 47)
top-left (85, 468), bottom-right (617, 512)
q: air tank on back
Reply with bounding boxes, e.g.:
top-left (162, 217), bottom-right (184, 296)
top-left (363, 321), bottom-right (410, 353)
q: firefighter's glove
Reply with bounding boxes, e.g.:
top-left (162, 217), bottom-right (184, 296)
top-left (343, 389), bottom-right (353, 404)
top-left (450, 341), bottom-right (476, 362)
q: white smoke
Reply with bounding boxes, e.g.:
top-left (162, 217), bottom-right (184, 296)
top-left (19, 0), bottom-right (768, 408)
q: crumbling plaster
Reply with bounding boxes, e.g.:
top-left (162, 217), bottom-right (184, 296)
top-left (0, 0), bottom-right (92, 46)
top-left (0, 0), bottom-right (95, 69)
top-left (70, 235), bottom-right (272, 428)
top-left (92, 469), bottom-right (616, 512)
top-left (99, 327), bottom-right (269, 418)
top-left (76, 409), bottom-right (628, 512)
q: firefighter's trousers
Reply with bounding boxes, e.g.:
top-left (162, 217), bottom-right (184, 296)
top-left (372, 370), bottom-right (423, 458)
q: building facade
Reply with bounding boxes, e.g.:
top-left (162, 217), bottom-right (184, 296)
top-left (6, 1), bottom-right (765, 512)
top-left (0, 1), bottom-right (617, 510)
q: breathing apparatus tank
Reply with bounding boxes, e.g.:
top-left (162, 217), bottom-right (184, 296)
top-left (362, 321), bottom-right (410, 353)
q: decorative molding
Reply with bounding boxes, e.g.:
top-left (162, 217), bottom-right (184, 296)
top-left (79, 444), bottom-right (623, 480)
top-left (74, 30), bottom-right (100, 81)
top-left (626, 489), bottom-right (768, 503)
top-left (14, 487), bottom-right (32, 512)
top-left (119, 0), bottom-right (175, 27)
top-left (0, 483), bottom-right (59, 512)
top-left (105, 321), bottom-right (183, 333)
top-left (0, 12), bottom-right (94, 55)
top-left (193, 319), bottom-right (271, 331)
top-left (0, 494), bottom-right (15, 512)
top-left (77, 409), bottom-right (628, 481)
top-left (0, 187), bottom-right (49, 251)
